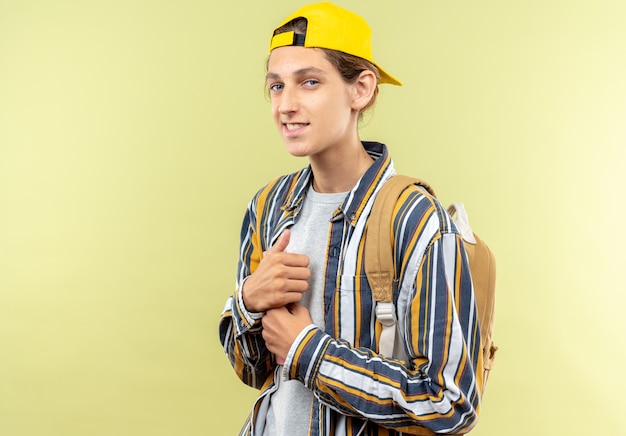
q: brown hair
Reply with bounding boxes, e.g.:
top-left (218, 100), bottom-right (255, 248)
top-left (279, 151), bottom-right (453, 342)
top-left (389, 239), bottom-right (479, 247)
top-left (271, 18), bottom-right (380, 115)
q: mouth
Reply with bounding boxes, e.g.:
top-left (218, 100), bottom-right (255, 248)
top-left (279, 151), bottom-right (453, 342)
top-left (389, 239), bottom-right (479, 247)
top-left (284, 123), bottom-right (309, 131)
top-left (282, 122), bottom-right (309, 138)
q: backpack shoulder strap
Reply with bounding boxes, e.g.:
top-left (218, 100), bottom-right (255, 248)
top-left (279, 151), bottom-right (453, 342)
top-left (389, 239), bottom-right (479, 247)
top-left (366, 175), bottom-right (434, 359)
top-left (365, 175), bottom-right (435, 304)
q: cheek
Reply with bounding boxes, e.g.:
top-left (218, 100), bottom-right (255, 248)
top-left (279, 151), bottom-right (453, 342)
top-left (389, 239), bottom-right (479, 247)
top-left (327, 95), bottom-right (354, 121)
top-left (270, 99), bottom-right (280, 118)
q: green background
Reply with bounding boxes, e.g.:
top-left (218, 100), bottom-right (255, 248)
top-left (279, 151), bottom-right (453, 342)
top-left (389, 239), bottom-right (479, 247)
top-left (1, 0), bottom-right (625, 434)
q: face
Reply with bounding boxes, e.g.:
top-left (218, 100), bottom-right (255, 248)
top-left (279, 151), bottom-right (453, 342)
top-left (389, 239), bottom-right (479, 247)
top-left (266, 46), bottom-right (360, 160)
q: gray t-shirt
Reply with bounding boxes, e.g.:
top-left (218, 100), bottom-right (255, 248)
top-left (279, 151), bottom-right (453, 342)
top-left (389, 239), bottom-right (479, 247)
top-left (263, 185), bottom-right (347, 436)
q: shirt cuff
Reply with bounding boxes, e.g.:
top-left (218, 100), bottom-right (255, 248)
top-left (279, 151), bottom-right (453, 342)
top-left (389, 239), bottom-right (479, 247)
top-left (282, 324), bottom-right (332, 387)
top-left (234, 277), bottom-right (264, 333)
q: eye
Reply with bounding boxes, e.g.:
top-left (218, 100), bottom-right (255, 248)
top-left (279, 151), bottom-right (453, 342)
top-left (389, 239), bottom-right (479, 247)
top-left (303, 79), bottom-right (319, 87)
top-left (268, 83), bottom-right (284, 92)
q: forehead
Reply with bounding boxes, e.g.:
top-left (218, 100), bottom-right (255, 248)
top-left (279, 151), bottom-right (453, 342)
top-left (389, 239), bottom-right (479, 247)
top-left (267, 46), bottom-right (337, 78)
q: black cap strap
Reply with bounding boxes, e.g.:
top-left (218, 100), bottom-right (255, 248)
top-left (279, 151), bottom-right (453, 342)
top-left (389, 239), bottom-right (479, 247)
top-left (293, 33), bottom-right (306, 46)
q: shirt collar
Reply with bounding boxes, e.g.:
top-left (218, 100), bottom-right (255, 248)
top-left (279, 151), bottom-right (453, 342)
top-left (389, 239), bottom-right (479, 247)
top-left (281, 142), bottom-right (395, 225)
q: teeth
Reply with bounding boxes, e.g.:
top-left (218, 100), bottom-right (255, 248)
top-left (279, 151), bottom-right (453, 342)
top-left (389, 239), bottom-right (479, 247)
top-left (286, 123), bottom-right (306, 131)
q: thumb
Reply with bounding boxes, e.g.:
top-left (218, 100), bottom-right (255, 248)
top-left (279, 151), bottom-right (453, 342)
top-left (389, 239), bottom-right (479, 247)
top-left (266, 229), bottom-right (291, 255)
top-left (286, 303), bottom-right (308, 316)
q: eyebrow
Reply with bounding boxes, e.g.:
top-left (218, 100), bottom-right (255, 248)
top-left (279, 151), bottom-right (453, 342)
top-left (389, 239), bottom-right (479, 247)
top-left (265, 67), bottom-right (327, 81)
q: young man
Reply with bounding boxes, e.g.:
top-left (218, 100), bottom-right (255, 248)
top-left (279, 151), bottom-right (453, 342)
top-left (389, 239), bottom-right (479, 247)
top-left (219, 3), bottom-right (482, 435)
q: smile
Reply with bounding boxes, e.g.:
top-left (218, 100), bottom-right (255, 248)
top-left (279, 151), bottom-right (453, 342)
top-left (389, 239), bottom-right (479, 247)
top-left (285, 123), bottom-right (308, 131)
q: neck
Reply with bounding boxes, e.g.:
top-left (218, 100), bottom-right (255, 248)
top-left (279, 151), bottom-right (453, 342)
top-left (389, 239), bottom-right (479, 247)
top-left (310, 142), bottom-right (374, 193)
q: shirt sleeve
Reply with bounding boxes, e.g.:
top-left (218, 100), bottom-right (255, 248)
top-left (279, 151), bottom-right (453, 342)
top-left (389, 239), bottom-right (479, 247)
top-left (218, 200), bottom-right (274, 390)
top-left (283, 205), bottom-right (482, 434)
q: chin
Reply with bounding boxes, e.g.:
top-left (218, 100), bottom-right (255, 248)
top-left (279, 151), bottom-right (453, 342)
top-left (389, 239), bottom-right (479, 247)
top-left (285, 150), bottom-right (310, 158)
top-left (283, 143), bottom-right (312, 158)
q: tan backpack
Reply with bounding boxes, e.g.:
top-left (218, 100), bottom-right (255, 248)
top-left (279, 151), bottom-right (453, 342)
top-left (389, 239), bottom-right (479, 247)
top-left (365, 175), bottom-right (497, 394)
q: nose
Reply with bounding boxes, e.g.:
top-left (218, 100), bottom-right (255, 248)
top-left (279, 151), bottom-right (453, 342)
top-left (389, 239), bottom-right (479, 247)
top-left (277, 85), bottom-right (298, 114)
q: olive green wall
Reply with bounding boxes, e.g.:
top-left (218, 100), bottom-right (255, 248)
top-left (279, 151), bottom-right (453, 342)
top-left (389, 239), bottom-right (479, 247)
top-left (1, 0), bottom-right (624, 434)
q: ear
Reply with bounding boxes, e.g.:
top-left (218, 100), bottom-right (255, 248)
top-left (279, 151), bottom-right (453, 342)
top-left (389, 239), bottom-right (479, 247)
top-left (351, 70), bottom-right (378, 111)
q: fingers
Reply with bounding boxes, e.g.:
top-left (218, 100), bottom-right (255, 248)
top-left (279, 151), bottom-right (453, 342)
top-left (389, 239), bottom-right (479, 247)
top-left (265, 230), bottom-right (309, 268)
top-left (265, 229), bottom-right (291, 255)
top-left (266, 305), bottom-right (290, 317)
top-left (263, 304), bottom-right (312, 328)
top-left (286, 302), bottom-right (309, 316)
top-left (271, 261), bottom-right (311, 281)
top-left (262, 304), bottom-right (314, 362)
top-left (242, 260), bottom-right (309, 311)
top-left (241, 229), bottom-right (311, 313)
top-left (278, 253), bottom-right (310, 268)
top-left (264, 230), bottom-right (309, 268)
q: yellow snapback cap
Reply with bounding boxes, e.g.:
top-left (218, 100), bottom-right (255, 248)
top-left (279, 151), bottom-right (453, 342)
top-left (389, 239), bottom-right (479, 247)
top-left (269, 2), bottom-right (402, 86)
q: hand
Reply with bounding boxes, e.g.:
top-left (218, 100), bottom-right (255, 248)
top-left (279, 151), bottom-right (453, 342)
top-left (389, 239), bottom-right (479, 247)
top-left (242, 230), bottom-right (311, 313)
top-left (262, 303), bottom-right (313, 363)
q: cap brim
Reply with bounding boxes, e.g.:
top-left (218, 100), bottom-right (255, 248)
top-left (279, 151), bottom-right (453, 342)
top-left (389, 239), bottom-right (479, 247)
top-left (377, 65), bottom-right (402, 86)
